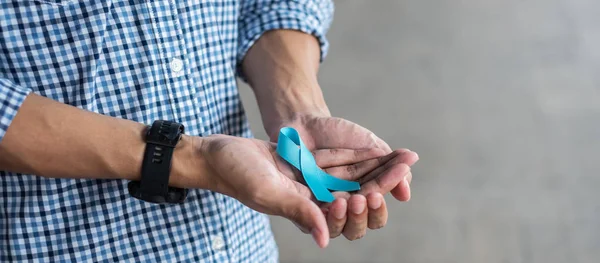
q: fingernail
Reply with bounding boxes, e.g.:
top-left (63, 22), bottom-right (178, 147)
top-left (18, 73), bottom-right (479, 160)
top-left (351, 200), bottom-right (366, 215)
top-left (368, 194), bottom-right (382, 210)
top-left (333, 206), bottom-right (345, 219)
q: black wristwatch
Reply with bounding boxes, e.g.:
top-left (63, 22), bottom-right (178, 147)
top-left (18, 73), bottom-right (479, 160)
top-left (128, 120), bottom-right (188, 204)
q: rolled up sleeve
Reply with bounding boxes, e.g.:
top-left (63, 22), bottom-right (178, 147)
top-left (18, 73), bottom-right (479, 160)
top-left (0, 78), bottom-right (30, 142)
top-left (237, 0), bottom-right (334, 79)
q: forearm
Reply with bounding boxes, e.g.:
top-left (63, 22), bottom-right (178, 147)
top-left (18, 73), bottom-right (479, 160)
top-left (0, 94), bottom-right (203, 189)
top-left (242, 30), bottom-right (331, 139)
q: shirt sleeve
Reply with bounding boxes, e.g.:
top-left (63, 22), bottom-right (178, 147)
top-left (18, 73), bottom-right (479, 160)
top-left (237, 0), bottom-right (334, 80)
top-left (0, 78), bottom-right (31, 142)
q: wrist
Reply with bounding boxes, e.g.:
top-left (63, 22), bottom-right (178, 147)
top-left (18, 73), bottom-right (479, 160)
top-left (169, 135), bottom-right (211, 190)
top-left (274, 92), bottom-right (331, 120)
top-left (264, 111), bottom-right (330, 141)
top-left (260, 82), bottom-right (331, 140)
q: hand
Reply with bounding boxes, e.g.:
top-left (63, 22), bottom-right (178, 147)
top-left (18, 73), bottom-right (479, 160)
top-left (239, 27), bottom-right (417, 241)
top-left (266, 114), bottom-right (419, 240)
top-left (182, 134), bottom-right (408, 248)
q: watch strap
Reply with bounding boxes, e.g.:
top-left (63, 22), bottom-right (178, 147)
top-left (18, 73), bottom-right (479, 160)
top-left (128, 120), bottom-right (188, 204)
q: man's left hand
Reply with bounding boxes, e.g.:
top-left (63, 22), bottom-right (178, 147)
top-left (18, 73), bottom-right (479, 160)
top-left (266, 113), bottom-right (419, 240)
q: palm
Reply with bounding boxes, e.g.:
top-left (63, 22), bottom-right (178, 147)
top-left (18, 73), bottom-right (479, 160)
top-left (202, 135), bottom-right (312, 215)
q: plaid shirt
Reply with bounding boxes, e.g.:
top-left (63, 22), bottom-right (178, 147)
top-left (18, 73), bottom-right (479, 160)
top-left (0, 0), bottom-right (332, 262)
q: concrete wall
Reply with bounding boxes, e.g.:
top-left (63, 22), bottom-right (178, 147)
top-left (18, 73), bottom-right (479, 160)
top-left (239, 1), bottom-right (600, 262)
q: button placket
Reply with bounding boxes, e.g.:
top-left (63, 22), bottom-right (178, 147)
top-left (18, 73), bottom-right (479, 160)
top-left (145, 0), bottom-right (193, 123)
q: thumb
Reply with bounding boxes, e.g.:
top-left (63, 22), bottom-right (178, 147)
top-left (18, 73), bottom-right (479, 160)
top-left (270, 189), bottom-right (330, 248)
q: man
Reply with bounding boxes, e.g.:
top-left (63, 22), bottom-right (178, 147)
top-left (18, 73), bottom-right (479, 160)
top-left (0, 0), bottom-right (418, 262)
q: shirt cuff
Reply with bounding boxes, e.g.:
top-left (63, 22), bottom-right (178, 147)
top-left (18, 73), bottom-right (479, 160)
top-left (0, 78), bottom-right (31, 142)
top-left (236, 1), bottom-right (334, 81)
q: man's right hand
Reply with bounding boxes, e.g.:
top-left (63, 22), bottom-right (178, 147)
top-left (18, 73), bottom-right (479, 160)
top-left (175, 134), bottom-right (411, 248)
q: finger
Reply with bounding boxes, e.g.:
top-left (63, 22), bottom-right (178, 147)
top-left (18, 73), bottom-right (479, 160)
top-left (356, 150), bottom-right (415, 201)
top-left (342, 195), bottom-right (368, 241)
top-left (391, 175), bottom-right (411, 201)
top-left (401, 150), bottom-right (420, 167)
top-left (272, 190), bottom-right (329, 248)
top-left (326, 198), bottom-right (348, 238)
top-left (313, 148), bottom-right (386, 168)
top-left (324, 149), bottom-right (402, 181)
top-left (390, 169), bottom-right (413, 201)
top-left (291, 181), bottom-right (330, 234)
top-left (356, 150), bottom-right (416, 185)
top-left (366, 192), bottom-right (388, 229)
top-left (358, 162), bottom-right (411, 196)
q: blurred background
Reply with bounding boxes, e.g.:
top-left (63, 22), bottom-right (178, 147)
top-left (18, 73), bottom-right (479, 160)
top-left (238, 0), bottom-right (600, 262)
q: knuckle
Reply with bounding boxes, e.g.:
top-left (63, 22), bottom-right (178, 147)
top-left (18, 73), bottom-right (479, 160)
top-left (329, 148), bottom-right (339, 155)
top-left (346, 164), bottom-right (358, 175)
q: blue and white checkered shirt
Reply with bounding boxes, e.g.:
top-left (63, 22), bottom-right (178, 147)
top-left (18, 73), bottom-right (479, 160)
top-left (0, 0), bottom-right (332, 261)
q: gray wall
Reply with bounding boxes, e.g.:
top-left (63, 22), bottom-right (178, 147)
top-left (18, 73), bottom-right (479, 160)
top-left (238, 0), bottom-right (600, 262)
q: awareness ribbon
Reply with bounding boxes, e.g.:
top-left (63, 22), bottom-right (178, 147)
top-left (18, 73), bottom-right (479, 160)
top-left (276, 127), bottom-right (361, 203)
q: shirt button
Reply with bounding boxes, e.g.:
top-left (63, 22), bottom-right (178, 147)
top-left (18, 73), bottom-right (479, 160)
top-left (170, 58), bottom-right (184, 73)
top-left (211, 235), bottom-right (225, 251)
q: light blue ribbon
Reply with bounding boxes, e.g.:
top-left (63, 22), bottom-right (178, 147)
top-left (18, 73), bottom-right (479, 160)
top-left (276, 127), bottom-right (361, 203)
